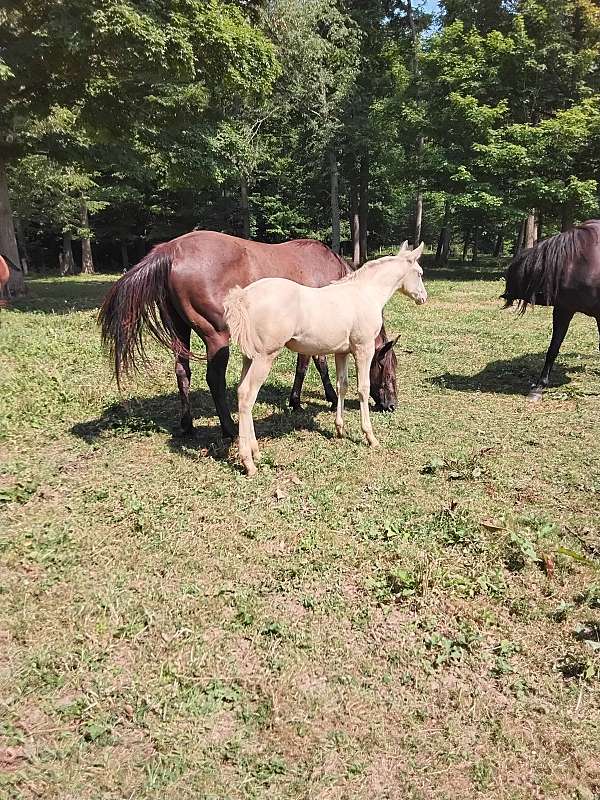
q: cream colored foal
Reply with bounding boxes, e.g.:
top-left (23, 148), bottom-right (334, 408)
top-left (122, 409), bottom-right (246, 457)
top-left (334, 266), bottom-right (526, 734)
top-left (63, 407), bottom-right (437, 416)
top-left (224, 242), bottom-right (427, 476)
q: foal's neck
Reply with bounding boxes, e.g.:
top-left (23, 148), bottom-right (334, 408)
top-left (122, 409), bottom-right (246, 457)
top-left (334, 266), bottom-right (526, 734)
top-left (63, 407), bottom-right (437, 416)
top-left (367, 258), bottom-right (410, 307)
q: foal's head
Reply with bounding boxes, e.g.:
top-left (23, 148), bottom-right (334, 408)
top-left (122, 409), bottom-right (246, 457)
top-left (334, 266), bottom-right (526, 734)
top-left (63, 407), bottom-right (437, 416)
top-left (398, 242), bottom-right (427, 305)
top-left (370, 334), bottom-right (399, 412)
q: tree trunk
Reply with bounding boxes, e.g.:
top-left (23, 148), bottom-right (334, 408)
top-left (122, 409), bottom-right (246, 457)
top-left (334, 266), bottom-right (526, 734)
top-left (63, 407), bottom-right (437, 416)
top-left (462, 230), bottom-right (471, 262)
top-left (435, 228), bottom-right (443, 262)
top-left (359, 153), bottom-right (369, 265)
top-left (80, 198), bottom-right (94, 274)
top-left (0, 157), bottom-right (25, 295)
top-left (413, 136), bottom-right (424, 245)
top-left (561, 206), bottom-right (575, 231)
top-left (524, 210), bottom-right (536, 249)
top-left (121, 241), bottom-right (129, 271)
top-left (350, 179), bottom-right (360, 268)
top-left (436, 198), bottom-right (450, 265)
top-left (60, 232), bottom-right (76, 276)
top-left (329, 148), bottom-right (340, 254)
top-left (240, 175), bottom-right (250, 239)
top-left (471, 226), bottom-right (479, 263)
top-left (441, 226), bottom-right (452, 264)
top-left (493, 231), bottom-right (504, 257)
top-left (414, 189), bottom-right (423, 247)
top-left (536, 211), bottom-right (544, 243)
top-left (514, 219), bottom-right (526, 255)
top-left (15, 217), bottom-right (30, 275)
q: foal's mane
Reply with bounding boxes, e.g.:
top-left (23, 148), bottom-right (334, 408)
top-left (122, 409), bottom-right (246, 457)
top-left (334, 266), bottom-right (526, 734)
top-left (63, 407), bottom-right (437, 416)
top-left (332, 255), bottom-right (398, 284)
top-left (503, 220), bottom-right (600, 313)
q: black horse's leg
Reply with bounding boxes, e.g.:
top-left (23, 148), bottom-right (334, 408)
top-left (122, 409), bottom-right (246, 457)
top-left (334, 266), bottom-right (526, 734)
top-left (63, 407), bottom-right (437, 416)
top-left (205, 337), bottom-right (237, 439)
top-left (596, 317), bottom-right (600, 352)
top-left (528, 306), bottom-right (574, 401)
top-left (289, 355), bottom-right (310, 410)
top-left (312, 356), bottom-right (338, 409)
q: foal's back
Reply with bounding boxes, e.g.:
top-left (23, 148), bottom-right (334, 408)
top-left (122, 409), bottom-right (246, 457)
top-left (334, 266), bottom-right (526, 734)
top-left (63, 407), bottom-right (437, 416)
top-left (241, 276), bottom-right (380, 356)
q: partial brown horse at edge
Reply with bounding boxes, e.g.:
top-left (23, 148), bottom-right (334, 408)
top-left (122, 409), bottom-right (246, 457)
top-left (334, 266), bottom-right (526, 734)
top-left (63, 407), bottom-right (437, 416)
top-left (0, 255), bottom-right (10, 307)
top-left (99, 231), bottom-right (400, 438)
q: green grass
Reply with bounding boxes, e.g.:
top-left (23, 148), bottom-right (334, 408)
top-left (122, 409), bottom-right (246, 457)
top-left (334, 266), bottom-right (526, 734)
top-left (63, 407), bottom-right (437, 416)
top-left (1, 269), bottom-right (600, 799)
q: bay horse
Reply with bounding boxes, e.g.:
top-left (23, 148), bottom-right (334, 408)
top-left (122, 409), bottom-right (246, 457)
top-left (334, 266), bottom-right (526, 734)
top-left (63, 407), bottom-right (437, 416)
top-left (99, 231), bottom-right (400, 438)
top-left (0, 255), bottom-right (10, 307)
top-left (502, 219), bottom-right (600, 400)
top-left (225, 243), bottom-right (427, 475)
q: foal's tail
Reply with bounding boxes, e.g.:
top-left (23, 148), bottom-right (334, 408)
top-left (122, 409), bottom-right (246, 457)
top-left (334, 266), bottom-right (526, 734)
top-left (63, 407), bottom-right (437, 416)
top-left (223, 286), bottom-right (258, 359)
top-left (98, 242), bottom-right (191, 386)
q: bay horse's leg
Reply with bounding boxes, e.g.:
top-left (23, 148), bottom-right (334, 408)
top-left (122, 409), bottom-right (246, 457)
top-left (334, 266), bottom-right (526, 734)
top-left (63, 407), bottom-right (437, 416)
top-left (528, 306), bottom-right (574, 402)
top-left (334, 354), bottom-right (348, 438)
top-left (205, 334), bottom-right (237, 439)
top-left (289, 355), bottom-right (310, 410)
top-left (312, 356), bottom-right (338, 409)
top-left (173, 321), bottom-right (193, 434)
top-left (237, 353), bottom-right (279, 476)
top-left (355, 346), bottom-right (379, 447)
top-left (289, 356), bottom-right (338, 411)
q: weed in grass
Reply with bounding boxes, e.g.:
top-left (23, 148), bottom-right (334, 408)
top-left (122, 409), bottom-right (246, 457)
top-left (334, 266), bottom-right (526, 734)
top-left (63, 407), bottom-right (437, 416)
top-left (423, 624), bottom-right (481, 669)
top-left (0, 481), bottom-right (38, 505)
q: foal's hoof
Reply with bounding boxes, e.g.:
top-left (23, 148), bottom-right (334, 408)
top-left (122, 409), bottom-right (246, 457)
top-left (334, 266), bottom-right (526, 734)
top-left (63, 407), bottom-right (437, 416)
top-left (527, 389), bottom-right (543, 403)
top-left (244, 463), bottom-right (258, 478)
top-left (368, 436), bottom-right (380, 448)
top-left (335, 426), bottom-right (345, 439)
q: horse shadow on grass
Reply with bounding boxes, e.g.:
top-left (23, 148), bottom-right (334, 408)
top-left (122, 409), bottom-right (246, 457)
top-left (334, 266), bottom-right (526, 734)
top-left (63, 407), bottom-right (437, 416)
top-left (71, 382), bottom-right (340, 464)
top-left (430, 352), bottom-right (590, 396)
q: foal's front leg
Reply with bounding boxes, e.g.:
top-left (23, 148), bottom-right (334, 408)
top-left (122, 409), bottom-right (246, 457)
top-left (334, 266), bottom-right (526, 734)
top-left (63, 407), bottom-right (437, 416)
top-left (334, 354), bottom-right (348, 438)
top-left (355, 346), bottom-right (379, 447)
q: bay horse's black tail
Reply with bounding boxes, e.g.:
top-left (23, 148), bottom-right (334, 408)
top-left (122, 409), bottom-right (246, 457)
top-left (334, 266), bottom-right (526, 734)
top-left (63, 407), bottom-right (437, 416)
top-left (502, 221), bottom-right (599, 313)
top-left (98, 242), bottom-right (192, 386)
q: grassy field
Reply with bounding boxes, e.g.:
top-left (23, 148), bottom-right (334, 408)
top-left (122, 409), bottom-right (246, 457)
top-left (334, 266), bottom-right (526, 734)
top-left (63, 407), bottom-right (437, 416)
top-left (1, 267), bottom-right (600, 800)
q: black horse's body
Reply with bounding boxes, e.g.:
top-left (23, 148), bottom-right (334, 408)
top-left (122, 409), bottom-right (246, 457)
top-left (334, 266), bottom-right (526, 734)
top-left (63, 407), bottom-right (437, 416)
top-left (503, 219), bottom-right (600, 399)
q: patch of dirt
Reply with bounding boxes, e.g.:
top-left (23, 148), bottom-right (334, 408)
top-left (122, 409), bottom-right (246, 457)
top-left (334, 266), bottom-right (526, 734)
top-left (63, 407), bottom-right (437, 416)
top-left (0, 745), bottom-right (29, 772)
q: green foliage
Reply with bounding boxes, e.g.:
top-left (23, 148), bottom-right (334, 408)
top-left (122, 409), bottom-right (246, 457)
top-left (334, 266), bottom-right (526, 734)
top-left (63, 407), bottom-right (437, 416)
top-left (3, 0), bottom-right (600, 268)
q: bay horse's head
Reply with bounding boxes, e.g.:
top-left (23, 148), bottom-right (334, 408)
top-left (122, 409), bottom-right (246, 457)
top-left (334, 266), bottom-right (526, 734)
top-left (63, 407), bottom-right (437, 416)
top-left (371, 333), bottom-right (399, 412)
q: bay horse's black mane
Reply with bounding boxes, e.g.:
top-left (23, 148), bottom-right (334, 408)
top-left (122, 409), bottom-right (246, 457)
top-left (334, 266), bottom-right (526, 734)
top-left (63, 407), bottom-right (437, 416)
top-left (503, 220), bottom-right (600, 313)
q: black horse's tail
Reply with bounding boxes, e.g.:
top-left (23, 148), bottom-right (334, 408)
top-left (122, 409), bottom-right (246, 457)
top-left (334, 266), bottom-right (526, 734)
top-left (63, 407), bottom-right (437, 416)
top-left (502, 221), bottom-right (599, 313)
top-left (98, 242), bottom-right (192, 386)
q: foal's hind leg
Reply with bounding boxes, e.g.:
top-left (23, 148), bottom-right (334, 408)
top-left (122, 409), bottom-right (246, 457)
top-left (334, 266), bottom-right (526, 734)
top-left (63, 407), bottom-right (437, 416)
top-left (355, 346), bottom-right (379, 447)
top-left (529, 306), bottom-right (574, 401)
top-left (334, 354), bottom-right (348, 438)
top-left (238, 353), bottom-right (279, 476)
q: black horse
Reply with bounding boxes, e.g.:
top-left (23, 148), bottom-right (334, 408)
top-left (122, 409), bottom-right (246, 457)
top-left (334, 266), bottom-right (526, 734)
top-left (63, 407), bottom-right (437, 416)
top-left (503, 219), bottom-right (600, 400)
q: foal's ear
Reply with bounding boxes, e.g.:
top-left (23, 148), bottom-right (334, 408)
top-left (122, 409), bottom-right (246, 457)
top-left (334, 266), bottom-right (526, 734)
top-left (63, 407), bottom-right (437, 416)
top-left (398, 241), bottom-right (409, 253)
top-left (410, 242), bottom-right (425, 260)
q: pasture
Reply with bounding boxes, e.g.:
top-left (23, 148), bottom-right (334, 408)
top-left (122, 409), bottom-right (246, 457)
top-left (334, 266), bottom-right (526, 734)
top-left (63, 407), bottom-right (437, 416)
top-left (1, 267), bottom-right (600, 799)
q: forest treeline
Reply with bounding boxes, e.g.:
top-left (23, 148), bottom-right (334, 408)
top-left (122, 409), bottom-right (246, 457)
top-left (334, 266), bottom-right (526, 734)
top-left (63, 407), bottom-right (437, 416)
top-left (1, 0), bottom-right (599, 293)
